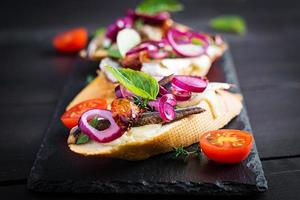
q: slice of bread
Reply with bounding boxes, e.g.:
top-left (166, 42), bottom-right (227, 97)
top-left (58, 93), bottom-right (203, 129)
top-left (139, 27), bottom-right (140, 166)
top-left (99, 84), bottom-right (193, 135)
top-left (68, 89), bottom-right (242, 160)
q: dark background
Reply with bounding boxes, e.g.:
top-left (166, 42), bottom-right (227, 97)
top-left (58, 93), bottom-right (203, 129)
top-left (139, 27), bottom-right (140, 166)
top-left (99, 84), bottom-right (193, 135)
top-left (0, 0), bottom-right (300, 199)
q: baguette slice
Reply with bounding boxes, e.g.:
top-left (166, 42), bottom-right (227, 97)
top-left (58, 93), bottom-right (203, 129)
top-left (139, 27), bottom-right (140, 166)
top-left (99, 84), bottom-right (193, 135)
top-left (68, 89), bottom-right (242, 160)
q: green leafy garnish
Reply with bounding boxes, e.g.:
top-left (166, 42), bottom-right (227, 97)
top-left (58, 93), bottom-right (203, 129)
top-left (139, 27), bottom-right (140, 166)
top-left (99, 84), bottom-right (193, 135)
top-left (134, 18), bottom-right (144, 29)
top-left (107, 47), bottom-right (122, 59)
top-left (136, 0), bottom-right (183, 15)
top-left (76, 118), bottom-right (100, 145)
top-left (133, 96), bottom-right (150, 110)
top-left (191, 37), bottom-right (204, 46)
top-left (94, 27), bottom-right (106, 36)
top-left (76, 133), bottom-right (89, 145)
top-left (106, 66), bottom-right (159, 100)
top-left (210, 15), bottom-right (247, 35)
top-left (89, 117), bottom-right (100, 128)
top-left (172, 146), bottom-right (202, 161)
top-left (86, 74), bottom-right (94, 84)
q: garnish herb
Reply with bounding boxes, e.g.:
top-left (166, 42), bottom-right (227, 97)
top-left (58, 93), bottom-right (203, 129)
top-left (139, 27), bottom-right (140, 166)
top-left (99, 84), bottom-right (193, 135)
top-left (136, 0), bottom-right (183, 15)
top-left (134, 18), bottom-right (144, 30)
top-left (76, 117), bottom-right (100, 145)
top-left (191, 37), bottom-right (204, 46)
top-left (172, 146), bottom-right (201, 161)
top-left (133, 96), bottom-right (150, 110)
top-left (107, 47), bottom-right (122, 59)
top-left (76, 133), bottom-right (89, 145)
top-left (106, 66), bottom-right (159, 100)
top-left (94, 27), bottom-right (106, 36)
top-left (86, 74), bottom-right (94, 84)
top-left (210, 15), bottom-right (247, 35)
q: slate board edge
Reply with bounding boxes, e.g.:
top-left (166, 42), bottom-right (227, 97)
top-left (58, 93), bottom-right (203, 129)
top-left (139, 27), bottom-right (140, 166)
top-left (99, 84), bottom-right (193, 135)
top-left (222, 50), bottom-right (268, 192)
top-left (27, 50), bottom-right (268, 195)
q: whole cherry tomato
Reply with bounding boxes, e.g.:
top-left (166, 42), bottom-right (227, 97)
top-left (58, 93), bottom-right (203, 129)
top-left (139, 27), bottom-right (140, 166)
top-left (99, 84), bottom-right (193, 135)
top-left (53, 27), bottom-right (88, 53)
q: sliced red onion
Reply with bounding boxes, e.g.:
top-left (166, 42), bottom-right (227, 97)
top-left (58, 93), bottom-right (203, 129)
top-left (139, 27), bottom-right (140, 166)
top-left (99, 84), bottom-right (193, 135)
top-left (148, 50), bottom-right (170, 59)
top-left (115, 85), bottom-right (123, 98)
top-left (172, 89), bottom-right (192, 101)
top-left (163, 93), bottom-right (177, 106)
top-left (127, 9), bottom-right (170, 24)
top-left (172, 75), bottom-right (208, 93)
top-left (148, 100), bottom-right (159, 111)
top-left (105, 16), bottom-right (133, 43)
top-left (125, 41), bottom-right (170, 59)
top-left (79, 109), bottom-right (125, 143)
top-left (114, 85), bottom-right (133, 98)
top-left (158, 94), bottom-right (176, 122)
top-left (126, 46), bottom-right (148, 57)
top-left (167, 28), bottom-right (209, 57)
top-left (159, 85), bottom-right (169, 96)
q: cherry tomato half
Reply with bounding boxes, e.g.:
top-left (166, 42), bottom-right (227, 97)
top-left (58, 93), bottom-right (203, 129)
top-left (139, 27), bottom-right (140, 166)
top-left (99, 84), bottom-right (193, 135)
top-left (199, 129), bottom-right (253, 164)
top-left (53, 27), bottom-right (88, 53)
top-left (61, 98), bottom-right (107, 129)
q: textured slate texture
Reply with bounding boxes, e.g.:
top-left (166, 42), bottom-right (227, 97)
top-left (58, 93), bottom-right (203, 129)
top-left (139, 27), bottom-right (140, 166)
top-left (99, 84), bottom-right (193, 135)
top-left (27, 50), bottom-right (267, 195)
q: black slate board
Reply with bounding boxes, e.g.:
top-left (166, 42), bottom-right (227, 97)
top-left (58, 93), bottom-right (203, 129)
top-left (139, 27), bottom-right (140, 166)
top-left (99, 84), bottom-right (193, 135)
top-left (27, 50), bottom-right (268, 195)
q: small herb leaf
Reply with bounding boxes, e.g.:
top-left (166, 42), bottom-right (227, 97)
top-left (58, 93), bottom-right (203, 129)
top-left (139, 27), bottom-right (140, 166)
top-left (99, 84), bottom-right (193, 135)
top-left (210, 15), bottom-right (247, 35)
top-left (172, 146), bottom-right (202, 161)
top-left (191, 37), bottom-right (204, 46)
top-left (136, 0), bottom-right (183, 15)
top-left (86, 74), bottom-right (94, 84)
top-left (75, 117), bottom-right (100, 145)
top-left (94, 27), bottom-right (106, 36)
top-left (76, 133), bottom-right (89, 145)
top-left (107, 47), bottom-right (122, 59)
top-left (106, 66), bottom-right (159, 100)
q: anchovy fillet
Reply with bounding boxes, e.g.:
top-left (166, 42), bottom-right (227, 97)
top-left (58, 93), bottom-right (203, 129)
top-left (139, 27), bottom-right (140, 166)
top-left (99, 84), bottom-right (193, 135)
top-left (132, 106), bottom-right (205, 127)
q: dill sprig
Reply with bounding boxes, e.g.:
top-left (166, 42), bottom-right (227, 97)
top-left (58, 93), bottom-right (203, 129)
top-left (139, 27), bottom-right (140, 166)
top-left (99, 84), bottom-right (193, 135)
top-left (172, 146), bottom-right (202, 161)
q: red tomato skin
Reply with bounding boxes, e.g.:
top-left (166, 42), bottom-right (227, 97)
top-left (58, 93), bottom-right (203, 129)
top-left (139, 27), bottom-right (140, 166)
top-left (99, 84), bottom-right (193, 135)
top-left (199, 129), bottom-right (253, 164)
top-left (60, 98), bottom-right (107, 129)
top-left (53, 27), bottom-right (88, 53)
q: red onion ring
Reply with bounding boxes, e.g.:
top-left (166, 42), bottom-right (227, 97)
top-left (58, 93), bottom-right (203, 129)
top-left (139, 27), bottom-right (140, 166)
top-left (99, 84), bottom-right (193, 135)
top-left (115, 85), bottom-right (133, 98)
top-left (148, 100), bottom-right (159, 111)
top-left (172, 75), bottom-right (208, 93)
top-left (158, 94), bottom-right (176, 122)
top-left (127, 9), bottom-right (170, 24)
top-left (126, 46), bottom-right (149, 57)
top-left (172, 89), bottom-right (192, 101)
top-left (159, 85), bottom-right (169, 96)
top-left (105, 16), bottom-right (133, 43)
top-left (126, 40), bottom-right (169, 59)
top-left (148, 50), bottom-right (170, 59)
top-left (167, 28), bottom-right (209, 57)
top-left (79, 109), bottom-right (125, 143)
top-left (163, 93), bottom-right (177, 106)
top-left (115, 85), bottom-right (123, 98)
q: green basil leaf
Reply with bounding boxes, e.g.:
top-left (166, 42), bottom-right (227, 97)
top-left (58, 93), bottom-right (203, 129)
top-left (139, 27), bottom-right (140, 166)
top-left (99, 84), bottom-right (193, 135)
top-left (94, 27), bottom-right (106, 36)
top-left (76, 133), bottom-right (89, 145)
top-left (106, 66), bottom-right (159, 100)
top-left (76, 118), bottom-right (99, 145)
top-left (89, 117), bottom-right (99, 128)
top-left (136, 0), bottom-right (183, 15)
top-left (86, 74), bottom-right (94, 84)
top-left (107, 47), bottom-right (122, 59)
top-left (210, 15), bottom-right (247, 35)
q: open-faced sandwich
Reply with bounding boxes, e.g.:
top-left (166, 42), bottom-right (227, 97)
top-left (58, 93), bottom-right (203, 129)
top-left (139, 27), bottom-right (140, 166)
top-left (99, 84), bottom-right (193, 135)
top-left (79, 0), bottom-right (227, 81)
top-left (61, 67), bottom-right (243, 160)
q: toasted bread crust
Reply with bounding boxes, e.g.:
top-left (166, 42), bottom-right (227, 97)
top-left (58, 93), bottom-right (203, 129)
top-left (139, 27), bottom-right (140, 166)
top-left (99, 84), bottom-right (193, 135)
top-left (69, 89), bottom-right (242, 160)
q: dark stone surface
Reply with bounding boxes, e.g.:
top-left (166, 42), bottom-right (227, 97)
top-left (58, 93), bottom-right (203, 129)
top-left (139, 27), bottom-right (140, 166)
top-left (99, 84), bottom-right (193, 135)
top-left (27, 50), bottom-right (267, 195)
